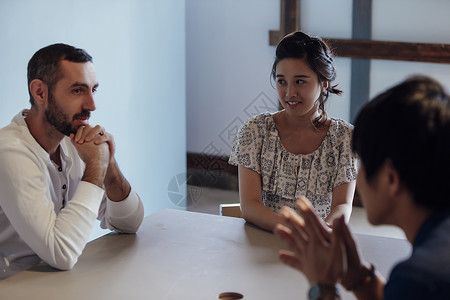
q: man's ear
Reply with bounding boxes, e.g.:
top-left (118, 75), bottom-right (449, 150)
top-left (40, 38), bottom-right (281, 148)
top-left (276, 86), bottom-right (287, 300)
top-left (383, 159), bottom-right (402, 196)
top-left (29, 79), bottom-right (48, 106)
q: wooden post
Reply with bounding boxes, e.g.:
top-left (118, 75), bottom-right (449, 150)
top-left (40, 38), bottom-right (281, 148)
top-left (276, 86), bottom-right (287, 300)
top-left (269, 0), bottom-right (300, 46)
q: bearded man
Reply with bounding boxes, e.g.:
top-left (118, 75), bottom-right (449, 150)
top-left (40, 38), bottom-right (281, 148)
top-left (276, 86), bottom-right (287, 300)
top-left (0, 44), bottom-right (144, 279)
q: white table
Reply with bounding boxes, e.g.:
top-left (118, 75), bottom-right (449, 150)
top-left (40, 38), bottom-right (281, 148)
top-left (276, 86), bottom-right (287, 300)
top-left (0, 209), bottom-right (411, 300)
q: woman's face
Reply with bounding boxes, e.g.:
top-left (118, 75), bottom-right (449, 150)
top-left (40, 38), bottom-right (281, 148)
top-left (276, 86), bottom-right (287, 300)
top-left (275, 58), bottom-right (325, 119)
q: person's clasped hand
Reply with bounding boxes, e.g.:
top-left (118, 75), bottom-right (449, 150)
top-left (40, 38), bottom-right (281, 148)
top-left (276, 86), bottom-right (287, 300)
top-left (275, 196), bottom-right (375, 293)
top-left (274, 197), bottom-right (346, 286)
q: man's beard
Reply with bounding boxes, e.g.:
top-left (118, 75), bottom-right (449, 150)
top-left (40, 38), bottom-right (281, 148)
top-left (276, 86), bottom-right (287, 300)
top-left (45, 92), bottom-right (90, 136)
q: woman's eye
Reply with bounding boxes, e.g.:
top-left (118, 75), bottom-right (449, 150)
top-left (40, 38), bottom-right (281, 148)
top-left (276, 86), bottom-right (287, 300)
top-left (296, 80), bottom-right (304, 84)
top-left (277, 79), bottom-right (285, 85)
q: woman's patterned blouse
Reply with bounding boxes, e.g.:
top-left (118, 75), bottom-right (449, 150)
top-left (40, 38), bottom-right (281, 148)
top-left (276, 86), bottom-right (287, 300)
top-left (229, 112), bottom-right (358, 219)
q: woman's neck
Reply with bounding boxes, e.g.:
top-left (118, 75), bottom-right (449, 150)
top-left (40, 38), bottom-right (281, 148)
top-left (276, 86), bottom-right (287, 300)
top-left (275, 110), bottom-right (324, 131)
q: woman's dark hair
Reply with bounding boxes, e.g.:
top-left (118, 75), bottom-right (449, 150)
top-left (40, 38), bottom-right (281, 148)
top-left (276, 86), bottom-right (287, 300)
top-left (27, 43), bottom-right (93, 105)
top-left (271, 31), bottom-right (342, 127)
top-left (352, 75), bottom-right (450, 209)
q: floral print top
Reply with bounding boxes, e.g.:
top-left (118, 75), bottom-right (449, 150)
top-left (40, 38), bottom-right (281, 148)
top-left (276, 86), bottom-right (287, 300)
top-left (229, 112), bottom-right (358, 219)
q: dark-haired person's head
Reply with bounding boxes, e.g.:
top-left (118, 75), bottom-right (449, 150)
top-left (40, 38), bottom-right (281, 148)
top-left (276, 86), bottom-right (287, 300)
top-left (271, 31), bottom-right (342, 126)
top-left (353, 75), bottom-right (450, 210)
top-left (27, 43), bottom-right (93, 105)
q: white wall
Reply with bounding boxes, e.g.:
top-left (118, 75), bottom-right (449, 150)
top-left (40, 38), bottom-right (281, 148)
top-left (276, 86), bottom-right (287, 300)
top-left (186, 0), bottom-right (450, 155)
top-left (186, 0), bottom-right (280, 155)
top-left (298, 0), bottom-right (353, 122)
top-left (370, 0), bottom-right (450, 98)
top-left (0, 0), bottom-right (186, 240)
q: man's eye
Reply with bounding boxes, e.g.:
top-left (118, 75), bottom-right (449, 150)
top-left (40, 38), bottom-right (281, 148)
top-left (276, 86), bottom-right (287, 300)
top-left (92, 88), bottom-right (97, 94)
top-left (73, 88), bottom-right (82, 94)
top-left (296, 80), bottom-right (304, 84)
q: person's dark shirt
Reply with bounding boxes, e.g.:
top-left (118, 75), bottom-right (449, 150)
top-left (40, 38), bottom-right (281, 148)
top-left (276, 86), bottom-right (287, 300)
top-left (384, 209), bottom-right (450, 299)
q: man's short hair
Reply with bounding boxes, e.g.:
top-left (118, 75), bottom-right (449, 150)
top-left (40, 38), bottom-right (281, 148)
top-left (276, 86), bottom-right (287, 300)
top-left (27, 43), bottom-right (93, 105)
top-left (352, 75), bottom-right (450, 210)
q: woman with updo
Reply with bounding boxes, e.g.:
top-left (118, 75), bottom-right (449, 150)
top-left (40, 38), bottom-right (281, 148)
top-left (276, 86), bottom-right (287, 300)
top-left (229, 31), bottom-right (358, 231)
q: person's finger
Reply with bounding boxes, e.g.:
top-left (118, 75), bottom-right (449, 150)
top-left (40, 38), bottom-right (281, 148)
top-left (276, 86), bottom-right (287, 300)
top-left (299, 197), bottom-right (331, 236)
top-left (279, 250), bottom-right (303, 271)
top-left (274, 223), bottom-right (304, 255)
top-left (339, 216), bottom-right (360, 264)
top-left (93, 132), bottom-right (108, 145)
top-left (329, 216), bottom-right (346, 278)
top-left (280, 207), bottom-right (309, 251)
top-left (280, 206), bottom-right (305, 227)
top-left (296, 197), bottom-right (330, 245)
top-left (93, 132), bottom-right (115, 160)
top-left (274, 223), bottom-right (292, 240)
top-left (74, 125), bottom-right (86, 143)
top-left (334, 216), bottom-right (372, 290)
top-left (331, 215), bottom-right (346, 243)
top-left (84, 125), bottom-right (105, 143)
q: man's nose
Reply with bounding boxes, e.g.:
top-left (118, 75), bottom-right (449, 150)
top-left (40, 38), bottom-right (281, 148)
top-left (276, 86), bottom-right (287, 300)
top-left (84, 92), bottom-right (96, 111)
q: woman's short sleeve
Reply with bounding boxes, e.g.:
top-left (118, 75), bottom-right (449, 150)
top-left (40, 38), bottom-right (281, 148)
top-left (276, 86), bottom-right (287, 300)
top-left (333, 120), bottom-right (358, 188)
top-left (228, 115), bottom-right (265, 174)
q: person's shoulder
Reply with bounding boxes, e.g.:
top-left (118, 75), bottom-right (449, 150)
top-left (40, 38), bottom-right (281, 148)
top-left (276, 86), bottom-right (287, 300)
top-left (0, 110), bottom-right (28, 141)
top-left (386, 257), bottom-right (450, 300)
top-left (329, 118), bottom-right (353, 138)
top-left (328, 118), bottom-right (353, 139)
top-left (0, 122), bottom-right (26, 150)
top-left (391, 218), bottom-right (450, 284)
top-left (330, 118), bottom-right (354, 130)
top-left (0, 128), bottom-right (41, 171)
top-left (241, 112), bottom-right (274, 130)
top-left (413, 215), bottom-right (450, 266)
top-left (246, 112), bottom-right (273, 124)
top-left (0, 112), bottom-right (48, 162)
top-left (388, 215), bottom-right (450, 297)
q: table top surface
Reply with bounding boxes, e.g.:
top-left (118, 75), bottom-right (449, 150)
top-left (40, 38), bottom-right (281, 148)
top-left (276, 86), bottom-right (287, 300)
top-left (1, 209), bottom-right (411, 300)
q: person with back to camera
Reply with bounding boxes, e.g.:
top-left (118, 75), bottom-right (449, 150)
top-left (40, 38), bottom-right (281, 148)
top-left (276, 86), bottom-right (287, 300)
top-left (275, 75), bottom-right (450, 299)
top-left (229, 31), bottom-right (358, 231)
top-left (0, 43), bottom-right (144, 279)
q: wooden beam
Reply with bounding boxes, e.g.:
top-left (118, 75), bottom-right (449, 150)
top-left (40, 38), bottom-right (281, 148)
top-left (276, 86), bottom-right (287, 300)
top-left (325, 38), bottom-right (450, 64)
top-left (269, 0), bottom-right (300, 46)
top-left (268, 0), bottom-right (450, 64)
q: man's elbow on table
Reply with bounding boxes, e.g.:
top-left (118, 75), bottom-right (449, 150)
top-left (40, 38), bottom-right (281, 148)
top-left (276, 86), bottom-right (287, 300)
top-left (104, 192), bottom-right (145, 233)
top-left (127, 201), bottom-right (145, 233)
top-left (111, 210), bottom-right (145, 234)
top-left (46, 255), bottom-right (79, 271)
